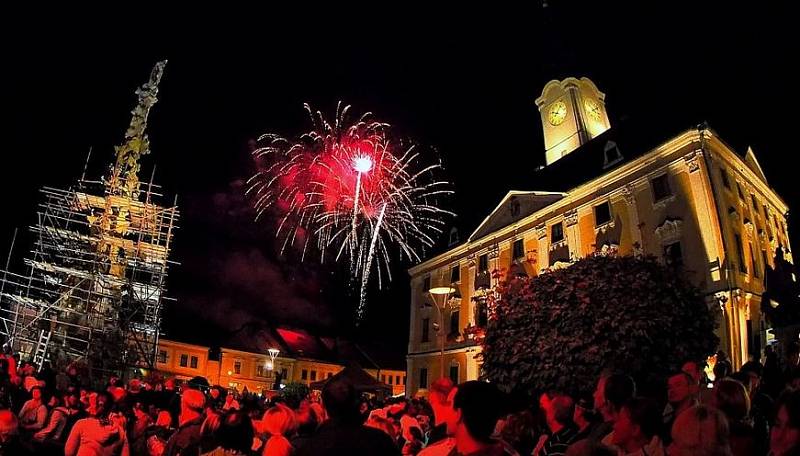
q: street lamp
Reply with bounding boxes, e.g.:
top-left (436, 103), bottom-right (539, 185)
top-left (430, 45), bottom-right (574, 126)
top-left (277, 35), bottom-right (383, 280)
top-left (429, 286), bottom-right (456, 380)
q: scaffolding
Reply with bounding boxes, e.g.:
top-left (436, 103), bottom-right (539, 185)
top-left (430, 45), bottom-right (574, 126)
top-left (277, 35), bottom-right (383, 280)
top-left (0, 61), bottom-right (179, 380)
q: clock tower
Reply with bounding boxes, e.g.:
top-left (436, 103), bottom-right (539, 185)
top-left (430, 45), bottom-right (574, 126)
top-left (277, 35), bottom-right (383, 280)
top-left (535, 77), bottom-right (611, 166)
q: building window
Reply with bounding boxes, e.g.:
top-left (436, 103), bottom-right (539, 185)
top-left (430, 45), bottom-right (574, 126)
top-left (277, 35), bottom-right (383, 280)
top-left (551, 222), bottom-right (564, 243)
top-left (301, 369), bottom-right (308, 380)
top-left (310, 371), bottom-right (317, 381)
top-left (510, 196), bottom-right (521, 217)
top-left (234, 360), bottom-right (242, 375)
top-left (421, 318), bottom-right (430, 343)
top-left (420, 368), bottom-right (428, 389)
top-left (737, 183), bottom-right (745, 200)
top-left (513, 239), bottom-right (525, 259)
top-left (449, 227), bottom-right (459, 246)
top-left (388, 375), bottom-right (393, 385)
top-left (651, 174), bottom-right (672, 202)
top-left (281, 368), bottom-right (288, 379)
top-left (751, 243), bottom-right (760, 278)
top-left (720, 168), bottom-right (731, 189)
top-left (157, 350), bottom-right (167, 364)
top-left (751, 194), bottom-right (759, 212)
top-left (449, 365), bottom-right (459, 384)
top-left (450, 310), bottom-right (460, 337)
top-left (479, 254), bottom-right (489, 273)
top-left (396, 375), bottom-right (401, 385)
top-left (594, 201), bottom-right (612, 226)
top-left (735, 233), bottom-right (747, 273)
top-left (256, 365), bottom-right (265, 377)
top-left (664, 242), bottom-right (683, 268)
top-left (190, 356), bottom-right (198, 369)
top-left (179, 354), bottom-right (188, 367)
top-left (450, 264), bottom-right (460, 283)
top-left (476, 299), bottom-right (488, 327)
top-left (423, 276), bottom-right (430, 293)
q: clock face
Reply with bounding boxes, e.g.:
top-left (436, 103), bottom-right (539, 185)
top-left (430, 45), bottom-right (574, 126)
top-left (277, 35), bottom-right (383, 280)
top-left (585, 98), bottom-right (602, 120)
top-left (548, 101), bottom-right (567, 126)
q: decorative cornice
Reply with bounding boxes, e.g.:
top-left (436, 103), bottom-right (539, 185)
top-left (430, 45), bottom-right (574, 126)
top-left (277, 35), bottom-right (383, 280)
top-left (683, 149), bottom-right (702, 173)
top-left (564, 209), bottom-right (578, 227)
top-left (654, 218), bottom-right (683, 244)
top-left (619, 185), bottom-right (636, 206)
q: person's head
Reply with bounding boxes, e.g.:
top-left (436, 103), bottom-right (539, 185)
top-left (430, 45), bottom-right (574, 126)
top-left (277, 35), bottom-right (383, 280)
top-left (48, 393), bottom-right (62, 408)
top-left (321, 377), bottom-right (360, 422)
top-left (165, 378), bottom-right (175, 391)
top-left (771, 388), bottom-right (800, 456)
top-left (428, 377), bottom-right (455, 426)
top-left (0, 410), bottom-right (18, 444)
top-left (205, 410), bottom-right (254, 454)
top-left (95, 391), bottom-right (114, 418)
top-left (668, 405), bottom-right (731, 456)
top-left (365, 415), bottom-right (397, 441)
top-left (712, 379), bottom-right (750, 423)
top-left (210, 387), bottom-right (221, 400)
top-left (262, 403), bottom-right (297, 437)
top-left (612, 397), bottom-right (661, 450)
top-left (451, 381), bottom-right (506, 444)
top-left (295, 404), bottom-right (319, 436)
top-left (66, 392), bottom-right (81, 409)
top-left (667, 371), bottom-right (694, 406)
top-left (714, 361), bottom-right (731, 381)
top-left (593, 372), bottom-right (611, 411)
top-left (740, 361), bottom-right (762, 391)
top-left (729, 371), bottom-right (752, 392)
top-left (541, 392), bottom-right (574, 432)
top-left (181, 388), bottom-right (206, 417)
top-left (574, 395), bottom-right (599, 428)
top-left (601, 373), bottom-right (636, 422)
top-left (156, 410), bottom-right (172, 427)
top-left (682, 361), bottom-right (704, 385)
top-left (30, 385), bottom-right (42, 401)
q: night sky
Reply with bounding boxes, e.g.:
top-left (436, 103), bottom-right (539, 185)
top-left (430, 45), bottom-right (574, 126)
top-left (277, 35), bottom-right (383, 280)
top-left (1, 4), bottom-right (796, 362)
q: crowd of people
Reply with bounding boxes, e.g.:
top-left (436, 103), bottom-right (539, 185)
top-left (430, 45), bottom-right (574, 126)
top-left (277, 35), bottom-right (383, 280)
top-left (3, 345), bottom-right (800, 455)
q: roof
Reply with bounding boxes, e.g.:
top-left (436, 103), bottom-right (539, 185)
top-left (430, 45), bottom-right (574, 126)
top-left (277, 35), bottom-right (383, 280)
top-left (309, 363), bottom-right (392, 393)
top-left (522, 116), bottom-right (694, 193)
top-left (468, 191), bottom-right (566, 242)
top-left (210, 320), bottom-right (405, 369)
top-left (409, 117), bottom-right (729, 273)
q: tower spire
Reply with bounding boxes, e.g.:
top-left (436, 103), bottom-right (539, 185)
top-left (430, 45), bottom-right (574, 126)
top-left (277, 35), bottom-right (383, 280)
top-left (108, 60), bottom-right (167, 198)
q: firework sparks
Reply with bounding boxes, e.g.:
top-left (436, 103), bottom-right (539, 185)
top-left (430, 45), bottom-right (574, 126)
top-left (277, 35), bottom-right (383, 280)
top-left (247, 103), bottom-right (453, 320)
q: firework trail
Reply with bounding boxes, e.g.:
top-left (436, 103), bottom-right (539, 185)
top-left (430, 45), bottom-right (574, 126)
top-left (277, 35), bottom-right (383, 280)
top-left (247, 103), bottom-right (453, 320)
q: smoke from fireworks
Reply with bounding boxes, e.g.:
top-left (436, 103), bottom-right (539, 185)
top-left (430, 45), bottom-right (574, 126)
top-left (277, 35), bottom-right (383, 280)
top-left (247, 103), bottom-right (453, 320)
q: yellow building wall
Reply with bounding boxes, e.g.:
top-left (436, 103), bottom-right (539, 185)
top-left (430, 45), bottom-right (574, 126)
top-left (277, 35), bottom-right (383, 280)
top-left (293, 360), bottom-right (343, 386)
top-left (218, 348), bottom-right (292, 394)
top-left (155, 339), bottom-right (211, 381)
top-left (365, 368), bottom-right (407, 396)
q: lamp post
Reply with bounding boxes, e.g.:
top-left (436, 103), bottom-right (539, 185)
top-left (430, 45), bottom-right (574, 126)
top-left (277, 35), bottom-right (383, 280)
top-left (429, 286), bottom-right (456, 380)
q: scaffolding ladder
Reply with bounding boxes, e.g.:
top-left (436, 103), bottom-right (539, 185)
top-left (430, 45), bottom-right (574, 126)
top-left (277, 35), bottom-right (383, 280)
top-left (33, 329), bottom-right (52, 370)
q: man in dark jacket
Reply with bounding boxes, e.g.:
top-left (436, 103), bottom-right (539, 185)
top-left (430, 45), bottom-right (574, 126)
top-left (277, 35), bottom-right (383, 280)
top-left (163, 388), bottom-right (206, 456)
top-left (296, 377), bottom-right (400, 456)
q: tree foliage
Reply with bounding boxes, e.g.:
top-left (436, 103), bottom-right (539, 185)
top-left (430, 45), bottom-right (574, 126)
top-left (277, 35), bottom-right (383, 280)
top-left (280, 381), bottom-right (310, 408)
top-left (481, 254), bottom-right (719, 397)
